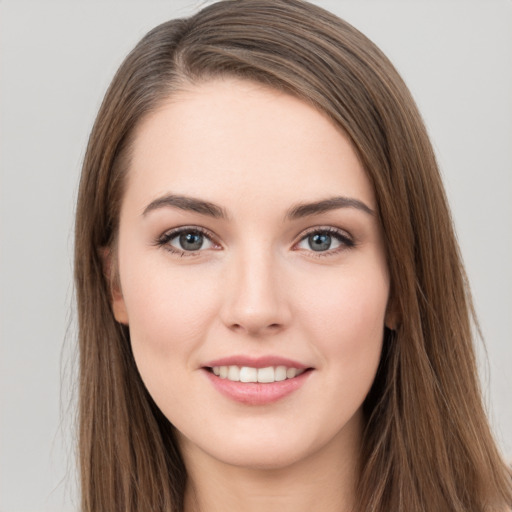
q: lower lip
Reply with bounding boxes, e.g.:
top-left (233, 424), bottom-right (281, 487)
top-left (203, 369), bottom-right (312, 405)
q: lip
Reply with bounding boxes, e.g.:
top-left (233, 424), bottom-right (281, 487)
top-left (201, 355), bottom-right (313, 405)
top-left (203, 355), bottom-right (309, 369)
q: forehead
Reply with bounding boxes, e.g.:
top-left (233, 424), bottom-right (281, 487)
top-left (124, 78), bottom-right (376, 213)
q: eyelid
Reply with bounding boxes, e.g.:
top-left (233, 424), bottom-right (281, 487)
top-left (293, 226), bottom-right (355, 255)
top-left (155, 225), bottom-right (221, 257)
top-left (154, 224), bottom-right (355, 258)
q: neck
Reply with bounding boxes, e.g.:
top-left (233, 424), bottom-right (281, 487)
top-left (181, 413), bottom-right (362, 512)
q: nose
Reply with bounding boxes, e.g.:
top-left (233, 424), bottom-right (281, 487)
top-left (220, 248), bottom-right (291, 336)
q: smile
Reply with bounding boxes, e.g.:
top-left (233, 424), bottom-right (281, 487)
top-left (203, 358), bottom-right (313, 405)
top-left (211, 365), bottom-right (306, 383)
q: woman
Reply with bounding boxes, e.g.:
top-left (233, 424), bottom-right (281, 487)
top-left (74, 0), bottom-right (512, 510)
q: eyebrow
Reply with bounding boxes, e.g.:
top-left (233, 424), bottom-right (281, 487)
top-left (286, 196), bottom-right (375, 219)
top-left (143, 194), bottom-right (229, 219)
top-left (142, 193), bottom-right (374, 220)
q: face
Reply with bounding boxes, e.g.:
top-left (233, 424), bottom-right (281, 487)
top-left (112, 78), bottom-right (391, 471)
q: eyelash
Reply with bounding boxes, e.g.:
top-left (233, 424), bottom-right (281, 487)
top-left (155, 226), bottom-right (217, 258)
top-left (154, 226), bottom-right (355, 258)
top-left (297, 226), bottom-right (355, 258)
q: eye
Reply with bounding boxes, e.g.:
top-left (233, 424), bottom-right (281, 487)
top-left (295, 228), bottom-right (354, 254)
top-left (156, 227), bottom-right (218, 256)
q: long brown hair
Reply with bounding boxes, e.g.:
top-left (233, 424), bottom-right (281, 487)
top-left (74, 1), bottom-right (512, 510)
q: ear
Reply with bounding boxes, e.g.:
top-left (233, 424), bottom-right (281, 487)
top-left (384, 292), bottom-right (400, 331)
top-left (99, 247), bottom-right (129, 325)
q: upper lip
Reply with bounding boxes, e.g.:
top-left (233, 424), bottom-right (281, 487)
top-left (203, 355), bottom-right (310, 369)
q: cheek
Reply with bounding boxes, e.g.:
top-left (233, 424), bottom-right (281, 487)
top-left (120, 256), bottom-right (221, 358)
top-left (297, 265), bottom-right (389, 369)
top-left (121, 261), bottom-right (223, 411)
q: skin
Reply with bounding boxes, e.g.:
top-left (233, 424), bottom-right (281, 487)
top-left (111, 78), bottom-right (392, 512)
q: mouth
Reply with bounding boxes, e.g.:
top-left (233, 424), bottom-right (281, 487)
top-left (201, 358), bottom-right (314, 405)
top-left (206, 365), bottom-right (307, 383)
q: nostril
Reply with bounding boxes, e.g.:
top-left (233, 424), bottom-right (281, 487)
top-left (231, 322), bottom-right (284, 334)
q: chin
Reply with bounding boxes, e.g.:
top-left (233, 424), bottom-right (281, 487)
top-left (177, 414), bottom-right (359, 475)
top-left (210, 446), bottom-right (311, 472)
top-left (178, 425), bottom-right (304, 468)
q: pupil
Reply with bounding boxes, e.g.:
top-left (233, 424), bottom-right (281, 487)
top-left (180, 232), bottom-right (203, 251)
top-left (309, 233), bottom-right (331, 251)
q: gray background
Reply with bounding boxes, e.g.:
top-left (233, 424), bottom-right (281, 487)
top-left (1, 1), bottom-right (511, 511)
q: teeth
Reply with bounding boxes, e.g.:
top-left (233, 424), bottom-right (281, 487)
top-left (240, 367), bottom-right (257, 382)
top-left (227, 365), bottom-right (240, 381)
top-left (286, 367), bottom-right (297, 378)
top-left (257, 366), bottom-right (274, 383)
top-left (211, 365), bottom-right (305, 383)
top-left (275, 365), bottom-right (287, 381)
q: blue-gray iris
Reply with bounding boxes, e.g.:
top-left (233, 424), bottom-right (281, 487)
top-left (309, 233), bottom-right (331, 251)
